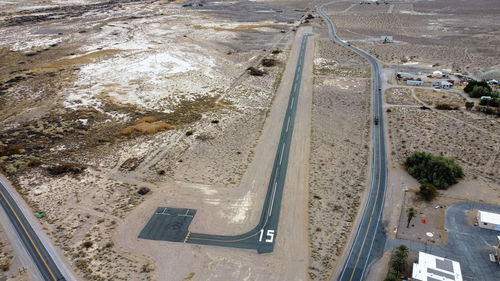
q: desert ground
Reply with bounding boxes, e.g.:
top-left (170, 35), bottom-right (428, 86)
top-left (0, 0), bottom-right (313, 280)
top-left (306, 23), bottom-right (371, 280)
top-left (1, 1), bottom-right (500, 281)
top-left (322, 1), bottom-right (500, 280)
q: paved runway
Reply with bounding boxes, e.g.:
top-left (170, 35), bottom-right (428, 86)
top-left (139, 33), bottom-right (313, 254)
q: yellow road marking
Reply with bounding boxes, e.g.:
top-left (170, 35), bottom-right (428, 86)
top-left (348, 95), bottom-right (383, 281)
top-left (0, 188), bottom-right (57, 281)
top-left (183, 231), bottom-right (191, 243)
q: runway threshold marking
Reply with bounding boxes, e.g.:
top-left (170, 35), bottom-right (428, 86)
top-left (0, 188), bottom-right (57, 281)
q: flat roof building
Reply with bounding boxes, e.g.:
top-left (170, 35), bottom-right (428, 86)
top-left (408, 80), bottom-right (424, 86)
top-left (477, 210), bottom-right (500, 231)
top-left (412, 252), bottom-right (462, 281)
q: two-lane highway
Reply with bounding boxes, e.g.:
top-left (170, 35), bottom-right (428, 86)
top-left (0, 179), bottom-right (66, 280)
top-left (317, 4), bottom-right (388, 281)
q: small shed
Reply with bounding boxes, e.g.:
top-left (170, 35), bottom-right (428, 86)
top-left (477, 211), bottom-right (500, 231)
top-left (441, 81), bottom-right (453, 89)
top-left (480, 96), bottom-right (492, 101)
top-left (381, 36), bottom-right (393, 43)
top-left (407, 80), bottom-right (424, 86)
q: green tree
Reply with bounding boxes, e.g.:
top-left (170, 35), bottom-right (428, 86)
top-left (464, 80), bottom-right (491, 94)
top-left (405, 152), bottom-right (464, 189)
top-left (391, 244), bottom-right (409, 276)
top-left (407, 207), bottom-right (416, 228)
top-left (383, 273), bottom-right (398, 281)
top-left (419, 183), bottom-right (438, 201)
top-left (465, 101), bottom-right (474, 110)
top-left (470, 85), bottom-right (491, 98)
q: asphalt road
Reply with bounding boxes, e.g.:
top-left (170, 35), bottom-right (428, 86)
top-left (184, 33), bottom-right (313, 253)
top-left (317, 4), bottom-right (388, 281)
top-left (0, 180), bottom-right (65, 281)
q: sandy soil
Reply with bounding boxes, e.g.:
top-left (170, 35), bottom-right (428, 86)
top-left (323, 0), bottom-right (500, 79)
top-left (0, 0), bottom-right (311, 280)
top-left (307, 24), bottom-right (371, 280)
top-left (0, 225), bottom-right (14, 278)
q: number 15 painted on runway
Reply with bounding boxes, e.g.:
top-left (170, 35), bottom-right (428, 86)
top-left (259, 229), bottom-right (275, 243)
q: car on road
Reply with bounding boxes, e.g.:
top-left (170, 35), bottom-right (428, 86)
top-left (374, 116), bottom-right (379, 125)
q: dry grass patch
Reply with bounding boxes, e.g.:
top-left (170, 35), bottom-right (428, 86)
top-left (194, 23), bottom-right (281, 31)
top-left (386, 87), bottom-right (419, 105)
top-left (415, 89), bottom-right (465, 106)
top-left (121, 119), bottom-right (174, 135)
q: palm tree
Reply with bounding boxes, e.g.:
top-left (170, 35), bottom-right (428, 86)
top-left (407, 207), bottom-right (416, 228)
top-left (391, 244), bottom-right (409, 276)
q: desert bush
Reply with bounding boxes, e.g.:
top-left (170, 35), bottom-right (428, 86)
top-left (271, 49), bottom-right (282, 54)
top-left (48, 163), bottom-right (85, 176)
top-left (185, 130), bottom-right (194, 136)
top-left (82, 240), bottom-right (93, 249)
top-left (261, 58), bottom-right (277, 67)
top-left (475, 105), bottom-right (500, 116)
top-left (479, 97), bottom-right (500, 107)
top-left (0, 144), bottom-right (24, 157)
top-left (27, 158), bottom-right (42, 168)
top-left (137, 187), bottom-right (150, 195)
top-left (405, 152), bottom-right (463, 189)
top-left (465, 101), bottom-right (474, 110)
top-left (419, 183), bottom-right (438, 201)
top-left (1, 258), bottom-right (11, 272)
top-left (435, 103), bottom-right (459, 110)
top-left (383, 273), bottom-right (398, 281)
top-left (247, 67), bottom-right (265, 76)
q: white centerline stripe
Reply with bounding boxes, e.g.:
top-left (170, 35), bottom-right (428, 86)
top-left (268, 181), bottom-right (278, 217)
top-left (279, 144), bottom-right (285, 165)
top-left (291, 97), bottom-right (295, 108)
top-left (286, 116), bottom-right (290, 132)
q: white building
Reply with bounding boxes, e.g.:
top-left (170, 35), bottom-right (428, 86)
top-left (433, 71), bottom-right (443, 78)
top-left (477, 210), bottom-right (500, 231)
top-left (412, 252), bottom-right (462, 281)
top-left (440, 81), bottom-right (453, 89)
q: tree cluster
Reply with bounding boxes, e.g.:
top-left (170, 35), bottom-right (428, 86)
top-left (384, 245), bottom-right (409, 281)
top-left (464, 80), bottom-right (492, 98)
top-left (405, 152), bottom-right (463, 190)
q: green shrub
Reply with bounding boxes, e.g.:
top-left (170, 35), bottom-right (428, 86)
top-left (405, 152), bottom-right (463, 189)
top-left (383, 273), bottom-right (398, 281)
top-left (419, 183), bottom-right (438, 201)
top-left (464, 80), bottom-right (491, 95)
top-left (435, 103), bottom-right (458, 110)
